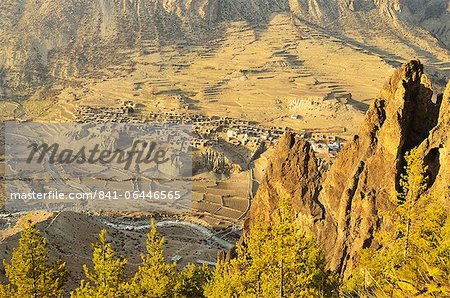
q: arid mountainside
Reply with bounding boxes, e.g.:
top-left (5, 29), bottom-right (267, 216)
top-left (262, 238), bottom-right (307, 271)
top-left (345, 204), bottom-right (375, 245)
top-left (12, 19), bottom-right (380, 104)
top-left (1, 0), bottom-right (448, 99)
top-left (248, 60), bottom-right (450, 275)
top-left (291, 0), bottom-right (450, 48)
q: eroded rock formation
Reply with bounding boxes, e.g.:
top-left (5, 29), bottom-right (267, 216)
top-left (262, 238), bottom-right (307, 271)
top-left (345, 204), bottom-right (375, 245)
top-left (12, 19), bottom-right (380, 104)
top-left (247, 135), bottom-right (324, 224)
top-left (419, 80), bottom-right (450, 193)
top-left (247, 60), bottom-right (450, 276)
top-left (193, 147), bottom-right (241, 175)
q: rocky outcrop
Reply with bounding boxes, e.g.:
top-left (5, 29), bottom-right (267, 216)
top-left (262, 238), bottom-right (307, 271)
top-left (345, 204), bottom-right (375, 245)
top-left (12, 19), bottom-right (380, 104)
top-left (247, 135), bottom-right (324, 227)
top-left (193, 147), bottom-right (241, 175)
top-left (247, 60), bottom-right (449, 276)
top-left (418, 82), bottom-right (450, 193)
top-left (317, 60), bottom-right (440, 274)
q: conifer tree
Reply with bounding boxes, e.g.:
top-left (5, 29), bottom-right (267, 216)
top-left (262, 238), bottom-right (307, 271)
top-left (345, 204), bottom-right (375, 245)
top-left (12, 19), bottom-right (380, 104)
top-left (1, 220), bottom-right (68, 298)
top-left (174, 263), bottom-right (212, 298)
top-left (346, 148), bottom-right (450, 297)
top-left (71, 229), bottom-right (128, 298)
top-left (129, 219), bottom-right (177, 297)
top-left (396, 148), bottom-right (430, 259)
top-left (205, 197), bottom-right (339, 298)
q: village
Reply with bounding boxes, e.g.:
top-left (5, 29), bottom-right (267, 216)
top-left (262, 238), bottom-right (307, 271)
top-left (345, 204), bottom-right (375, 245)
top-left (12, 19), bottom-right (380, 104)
top-left (75, 100), bottom-right (344, 159)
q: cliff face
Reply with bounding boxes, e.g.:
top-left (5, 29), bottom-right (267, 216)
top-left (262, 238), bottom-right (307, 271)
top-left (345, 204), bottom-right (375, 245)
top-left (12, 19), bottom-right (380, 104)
top-left (318, 60), bottom-right (441, 274)
top-left (193, 147), bottom-right (241, 175)
top-left (248, 60), bottom-right (450, 275)
top-left (247, 135), bottom-right (323, 226)
top-left (419, 81), bottom-right (450, 193)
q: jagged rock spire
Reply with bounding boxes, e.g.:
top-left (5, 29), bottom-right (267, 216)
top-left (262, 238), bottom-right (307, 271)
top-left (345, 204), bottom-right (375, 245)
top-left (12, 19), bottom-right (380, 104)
top-left (247, 60), bottom-right (448, 276)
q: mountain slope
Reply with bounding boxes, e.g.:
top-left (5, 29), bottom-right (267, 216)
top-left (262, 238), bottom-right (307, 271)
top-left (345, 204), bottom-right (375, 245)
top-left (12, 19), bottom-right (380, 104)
top-left (0, 0), bottom-right (448, 100)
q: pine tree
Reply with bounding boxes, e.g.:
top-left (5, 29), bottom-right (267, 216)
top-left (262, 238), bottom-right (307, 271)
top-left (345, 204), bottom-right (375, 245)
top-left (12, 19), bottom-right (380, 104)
top-left (396, 148), bottom-right (430, 259)
top-left (1, 220), bottom-right (68, 298)
top-left (203, 256), bottom-right (242, 297)
top-left (205, 196), bottom-right (339, 298)
top-left (71, 229), bottom-right (128, 297)
top-left (0, 283), bottom-right (13, 297)
top-left (174, 263), bottom-right (211, 298)
top-left (129, 219), bottom-right (177, 297)
top-left (346, 148), bottom-right (450, 297)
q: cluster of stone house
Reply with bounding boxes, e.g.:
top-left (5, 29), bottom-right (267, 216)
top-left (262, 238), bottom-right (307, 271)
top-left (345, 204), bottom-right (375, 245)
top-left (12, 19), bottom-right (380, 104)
top-left (75, 101), bottom-right (139, 123)
top-left (308, 133), bottom-right (343, 158)
top-left (75, 105), bottom-right (344, 158)
top-left (147, 112), bottom-right (292, 150)
top-left (147, 112), bottom-right (345, 158)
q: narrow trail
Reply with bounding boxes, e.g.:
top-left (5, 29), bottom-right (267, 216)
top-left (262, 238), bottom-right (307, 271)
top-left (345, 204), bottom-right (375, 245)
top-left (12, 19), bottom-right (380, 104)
top-left (100, 218), bottom-right (235, 250)
top-left (238, 161), bottom-right (255, 221)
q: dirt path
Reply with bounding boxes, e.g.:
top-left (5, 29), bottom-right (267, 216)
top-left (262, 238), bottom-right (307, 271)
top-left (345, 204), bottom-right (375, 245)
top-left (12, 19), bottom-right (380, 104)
top-left (100, 218), bottom-right (235, 250)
